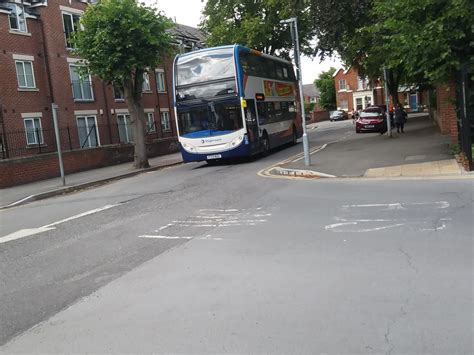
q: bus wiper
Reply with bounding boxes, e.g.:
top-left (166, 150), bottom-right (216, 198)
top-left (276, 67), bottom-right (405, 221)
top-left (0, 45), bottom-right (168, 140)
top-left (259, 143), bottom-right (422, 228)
top-left (208, 102), bottom-right (219, 135)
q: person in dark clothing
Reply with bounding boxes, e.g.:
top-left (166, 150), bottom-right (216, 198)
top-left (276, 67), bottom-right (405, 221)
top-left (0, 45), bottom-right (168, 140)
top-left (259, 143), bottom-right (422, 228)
top-left (394, 105), bottom-right (406, 133)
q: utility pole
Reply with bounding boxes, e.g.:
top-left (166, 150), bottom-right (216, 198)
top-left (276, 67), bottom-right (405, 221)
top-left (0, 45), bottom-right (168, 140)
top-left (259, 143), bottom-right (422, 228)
top-left (280, 17), bottom-right (311, 166)
top-left (383, 68), bottom-right (392, 137)
top-left (52, 103), bottom-right (66, 186)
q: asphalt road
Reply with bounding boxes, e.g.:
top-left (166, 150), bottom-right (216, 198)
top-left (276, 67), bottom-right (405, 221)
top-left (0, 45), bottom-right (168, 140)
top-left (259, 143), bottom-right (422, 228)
top-left (0, 121), bottom-right (472, 354)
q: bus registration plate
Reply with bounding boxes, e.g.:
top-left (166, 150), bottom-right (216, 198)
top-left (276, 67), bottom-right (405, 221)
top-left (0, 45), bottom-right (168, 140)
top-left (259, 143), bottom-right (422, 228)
top-left (207, 154), bottom-right (222, 160)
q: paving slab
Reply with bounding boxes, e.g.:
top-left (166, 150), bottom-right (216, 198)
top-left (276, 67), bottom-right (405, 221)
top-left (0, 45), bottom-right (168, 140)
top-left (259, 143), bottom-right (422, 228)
top-left (278, 114), bottom-right (459, 179)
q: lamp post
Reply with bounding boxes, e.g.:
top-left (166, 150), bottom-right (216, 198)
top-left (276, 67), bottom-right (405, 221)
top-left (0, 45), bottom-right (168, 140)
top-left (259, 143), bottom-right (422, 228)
top-left (52, 103), bottom-right (66, 186)
top-left (383, 68), bottom-right (392, 137)
top-left (280, 17), bottom-right (310, 166)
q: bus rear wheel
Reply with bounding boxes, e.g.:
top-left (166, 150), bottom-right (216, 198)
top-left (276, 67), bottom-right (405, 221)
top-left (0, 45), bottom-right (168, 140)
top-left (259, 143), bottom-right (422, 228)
top-left (261, 134), bottom-right (270, 156)
top-left (292, 126), bottom-right (298, 145)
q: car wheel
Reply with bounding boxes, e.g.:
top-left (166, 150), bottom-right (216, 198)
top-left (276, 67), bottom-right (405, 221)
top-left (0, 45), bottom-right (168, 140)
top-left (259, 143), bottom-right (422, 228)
top-left (356, 128), bottom-right (361, 133)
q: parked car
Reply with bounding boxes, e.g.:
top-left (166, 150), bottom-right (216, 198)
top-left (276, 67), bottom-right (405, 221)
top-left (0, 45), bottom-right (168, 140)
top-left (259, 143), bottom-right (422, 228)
top-left (329, 110), bottom-right (348, 121)
top-left (355, 107), bottom-right (387, 133)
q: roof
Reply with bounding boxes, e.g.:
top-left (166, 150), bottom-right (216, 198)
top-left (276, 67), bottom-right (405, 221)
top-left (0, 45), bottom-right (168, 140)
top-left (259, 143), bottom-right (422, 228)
top-left (168, 23), bottom-right (207, 47)
top-left (303, 84), bottom-right (320, 97)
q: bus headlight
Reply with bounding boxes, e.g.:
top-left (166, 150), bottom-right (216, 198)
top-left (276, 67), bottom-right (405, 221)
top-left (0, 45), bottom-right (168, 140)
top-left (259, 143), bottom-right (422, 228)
top-left (182, 142), bottom-right (195, 152)
top-left (231, 135), bottom-right (244, 147)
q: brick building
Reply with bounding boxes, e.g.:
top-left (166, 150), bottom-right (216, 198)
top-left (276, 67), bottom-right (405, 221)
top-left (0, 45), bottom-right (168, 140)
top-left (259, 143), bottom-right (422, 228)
top-left (333, 66), bottom-right (425, 114)
top-left (0, 0), bottom-right (205, 161)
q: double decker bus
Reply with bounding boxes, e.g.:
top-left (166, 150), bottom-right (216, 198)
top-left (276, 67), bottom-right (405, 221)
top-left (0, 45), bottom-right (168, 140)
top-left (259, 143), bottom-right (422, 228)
top-left (173, 45), bottom-right (303, 163)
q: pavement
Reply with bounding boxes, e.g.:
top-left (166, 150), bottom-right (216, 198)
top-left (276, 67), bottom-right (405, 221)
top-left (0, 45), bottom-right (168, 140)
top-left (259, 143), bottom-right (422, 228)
top-left (0, 113), bottom-right (468, 210)
top-left (273, 113), bottom-right (464, 178)
top-left (0, 152), bottom-right (183, 209)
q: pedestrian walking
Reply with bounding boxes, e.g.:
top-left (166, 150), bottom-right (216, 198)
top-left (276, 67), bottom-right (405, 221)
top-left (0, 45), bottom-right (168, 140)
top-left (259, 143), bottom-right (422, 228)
top-left (394, 105), bottom-right (406, 133)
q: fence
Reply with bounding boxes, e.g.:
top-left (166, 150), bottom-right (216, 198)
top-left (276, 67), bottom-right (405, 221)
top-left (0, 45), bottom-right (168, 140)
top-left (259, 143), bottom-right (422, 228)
top-left (0, 121), bottom-right (172, 160)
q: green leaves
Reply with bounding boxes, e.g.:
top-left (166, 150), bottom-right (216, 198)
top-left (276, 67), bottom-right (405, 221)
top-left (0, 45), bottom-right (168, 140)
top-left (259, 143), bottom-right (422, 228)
top-left (314, 67), bottom-right (337, 110)
top-left (201, 0), bottom-right (314, 55)
top-left (73, 0), bottom-right (174, 84)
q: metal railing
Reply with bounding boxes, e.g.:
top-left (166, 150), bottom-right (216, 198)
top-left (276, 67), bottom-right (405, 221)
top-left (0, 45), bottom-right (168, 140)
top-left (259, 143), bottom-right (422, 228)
top-left (0, 122), bottom-right (170, 160)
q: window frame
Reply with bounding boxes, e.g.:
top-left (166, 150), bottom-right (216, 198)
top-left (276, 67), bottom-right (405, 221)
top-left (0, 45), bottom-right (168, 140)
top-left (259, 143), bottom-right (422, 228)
top-left (76, 115), bottom-right (100, 148)
top-left (23, 117), bottom-right (43, 145)
top-left (117, 113), bottom-right (134, 143)
top-left (160, 111), bottom-right (171, 132)
top-left (15, 60), bottom-right (36, 89)
top-left (146, 112), bottom-right (156, 132)
top-left (338, 79), bottom-right (347, 91)
top-left (8, 4), bottom-right (28, 33)
top-left (69, 64), bottom-right (94, 102)
top-left (340, 99), bottom-right (349, 110)
top-left (62, 12), bottom-right (81, 49)
top-left (142, 72), bottom-right (151, 92)
top-left (113, 83), bottom-right (125, 101)
top-left (156, 71), bottom-right (166, 92)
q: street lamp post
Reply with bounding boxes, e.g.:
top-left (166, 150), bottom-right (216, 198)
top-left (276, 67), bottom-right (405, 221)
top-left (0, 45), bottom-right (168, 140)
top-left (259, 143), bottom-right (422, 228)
top-left (383, 68), bottom-right (393, 138)
top-left (280, 17), bottom-right (311, 166)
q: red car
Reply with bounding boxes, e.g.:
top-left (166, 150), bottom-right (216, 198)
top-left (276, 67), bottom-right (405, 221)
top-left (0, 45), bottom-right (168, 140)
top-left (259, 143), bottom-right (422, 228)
top-left (355, 107), bottom-right (387, 133)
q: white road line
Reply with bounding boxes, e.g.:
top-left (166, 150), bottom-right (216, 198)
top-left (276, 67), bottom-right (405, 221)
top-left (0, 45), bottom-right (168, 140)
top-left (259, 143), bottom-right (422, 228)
top-left (138, 235), bottom-right (222, 241)
top-left (341, 201), bottom-right (450, 209)
top-left (0, 204), bottom-right (121, 244)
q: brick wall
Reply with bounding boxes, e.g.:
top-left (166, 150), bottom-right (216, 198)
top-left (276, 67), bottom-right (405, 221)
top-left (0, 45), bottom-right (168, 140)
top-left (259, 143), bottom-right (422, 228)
top-left (435, 82), bottom-right (458, 143)
top-left (0, 138), bottom-right (179, 188)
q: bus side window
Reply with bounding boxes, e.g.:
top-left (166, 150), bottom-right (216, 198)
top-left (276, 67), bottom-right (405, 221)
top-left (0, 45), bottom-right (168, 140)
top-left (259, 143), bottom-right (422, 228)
top-left (276, 64), bottom-right (284, 79)
top-left (257, 102), bottom-right (267, 125)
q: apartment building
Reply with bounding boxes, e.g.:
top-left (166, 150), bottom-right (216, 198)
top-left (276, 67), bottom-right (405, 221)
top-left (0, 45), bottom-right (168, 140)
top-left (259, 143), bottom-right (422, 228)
top-left (0, 0), bottom-right (205, 160)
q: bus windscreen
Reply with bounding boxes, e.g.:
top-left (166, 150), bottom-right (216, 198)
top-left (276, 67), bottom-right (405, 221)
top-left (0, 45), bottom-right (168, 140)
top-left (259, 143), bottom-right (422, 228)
top-left (176, 48), bottom-right (236, 87)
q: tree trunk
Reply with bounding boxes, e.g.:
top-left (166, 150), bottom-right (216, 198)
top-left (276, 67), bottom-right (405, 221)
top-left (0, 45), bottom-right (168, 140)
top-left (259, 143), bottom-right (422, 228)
top-left (124, 74), bottom-right (150, 169)
top-left (386, 69), bottom-right (400, 108)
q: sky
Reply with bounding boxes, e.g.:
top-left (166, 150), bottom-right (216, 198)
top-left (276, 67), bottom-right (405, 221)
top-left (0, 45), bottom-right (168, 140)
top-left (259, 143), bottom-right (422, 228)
top-left (150, 0), bottom-right (342, 85)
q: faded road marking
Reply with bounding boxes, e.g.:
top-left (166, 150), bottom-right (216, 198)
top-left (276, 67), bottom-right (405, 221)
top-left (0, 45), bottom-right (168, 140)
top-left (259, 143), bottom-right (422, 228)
top-left (0, 204), bottom-right (121, 244)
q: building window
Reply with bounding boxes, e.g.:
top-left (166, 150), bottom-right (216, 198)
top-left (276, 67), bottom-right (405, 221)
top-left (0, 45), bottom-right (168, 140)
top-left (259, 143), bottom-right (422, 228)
top-left (160, 111), bottom-right (170, 132)
top-left (113, 83), bottom-right (125, 101)
top-left (355, 98), bottom-right (363, 110)
top-left (69, 65), bottom-right (94, 101)
top-left (156, 71), bottom-right (166, 92)
top-left (63, 12), bottom-right (81, 49)
top-left (76, 116), bottom-right (99, 148)
top-left (146, 112), bottom-right (155, 132)
top-left (338, 79), bottom-right (347, 91)
top-left (142, 72), bottom-right (151, 92)
top-left (15, 61), bottom-right (36, 89)
top-left (24, 118), bottom-right (43, 145)
top-left (8, 4), bottom-right (27, 33)
top-left (117, 114), bottom-right (134, 143)
top-left (357, 77), bottom-right (368, 90)
top-left (340, 100), bottom-right (348, 110)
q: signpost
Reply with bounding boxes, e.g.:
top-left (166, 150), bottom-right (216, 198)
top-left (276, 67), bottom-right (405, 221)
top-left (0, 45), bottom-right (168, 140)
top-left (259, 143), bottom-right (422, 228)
top-left (52, 103), bottom-right (66, 186)
top-left (280, 17), bottom-right (311, 166)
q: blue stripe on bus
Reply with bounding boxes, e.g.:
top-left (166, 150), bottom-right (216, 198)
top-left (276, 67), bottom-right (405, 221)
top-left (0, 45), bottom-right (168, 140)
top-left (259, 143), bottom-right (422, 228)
top-left (234, 45), bottom-right (244, 97)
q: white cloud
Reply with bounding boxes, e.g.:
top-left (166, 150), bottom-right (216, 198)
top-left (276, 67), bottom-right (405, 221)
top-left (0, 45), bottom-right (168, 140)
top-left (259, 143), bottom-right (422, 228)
top-left (146, 0), bottom-right (342, 83)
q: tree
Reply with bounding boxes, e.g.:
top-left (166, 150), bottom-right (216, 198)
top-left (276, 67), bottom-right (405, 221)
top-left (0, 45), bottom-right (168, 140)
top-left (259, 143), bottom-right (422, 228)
top-left (370, 0), bottom-right (474, 83)
top-left (309, 0), bottom-right (474, 106)
top-left (201, 0), bottom-right (314, 57)
top-left (314, 67), bottom-right (337, 110)
top-left (73, 0), bottom-right (174, 168)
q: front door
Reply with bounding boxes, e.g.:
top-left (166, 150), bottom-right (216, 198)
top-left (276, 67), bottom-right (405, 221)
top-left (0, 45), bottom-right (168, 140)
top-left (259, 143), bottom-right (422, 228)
top-left (244, 99), bottom-right (259, 153)
top-left (409, 93), bottom-right (418, 111)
